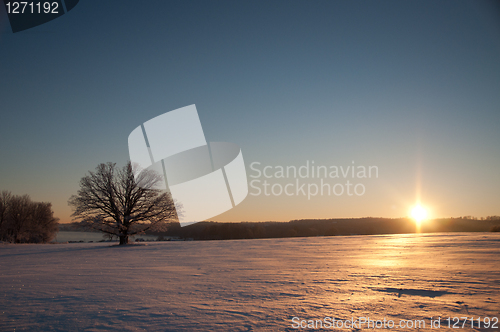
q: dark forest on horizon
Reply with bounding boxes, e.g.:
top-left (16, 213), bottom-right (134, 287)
top-left (61, 217), bottom-right (500, 241)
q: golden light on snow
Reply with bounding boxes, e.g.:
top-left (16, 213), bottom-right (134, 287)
top-left (411, 205), bottom-right (428, 223)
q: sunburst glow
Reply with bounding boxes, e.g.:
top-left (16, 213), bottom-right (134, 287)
top-left (411, 205), bottom-right (428, 223)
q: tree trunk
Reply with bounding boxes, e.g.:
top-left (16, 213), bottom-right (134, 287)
top-left (119, 235), bottom-right (128, 245)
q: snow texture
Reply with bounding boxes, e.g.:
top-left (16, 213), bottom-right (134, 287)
top-left (1, 233), bottom-right (499, 331)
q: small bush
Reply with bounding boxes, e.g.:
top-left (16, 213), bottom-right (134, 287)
top-left (490, 225), bottom-right (500, 232)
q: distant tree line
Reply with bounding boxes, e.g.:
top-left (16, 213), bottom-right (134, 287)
top-left (456, 215), bottom-right (500, 220)
top-left (0, 191), bottom-right (59, 243)
top-left (162, 220), bottom-right (339, 241)
top-left (65, 215), bottom-right (500, 241)
top-left (158, 217), bottom-right (500, 241)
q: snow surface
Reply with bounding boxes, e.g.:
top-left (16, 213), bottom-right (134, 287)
top-left (1, 233), bottom-right (499, 331)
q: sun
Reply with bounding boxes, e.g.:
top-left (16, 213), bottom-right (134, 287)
top-left (411, 205), bottom-right (428, 223)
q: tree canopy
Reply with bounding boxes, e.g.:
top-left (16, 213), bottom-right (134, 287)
top-left (68, 162), bottom-right (178, 245)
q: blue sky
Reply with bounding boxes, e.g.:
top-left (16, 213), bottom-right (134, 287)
top-left (1, 0), bottom-right (499, 223)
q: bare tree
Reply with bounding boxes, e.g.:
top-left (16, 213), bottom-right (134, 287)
top-left (29, 201), bottom-right (60, 243)
top-left (0, 191), bottom-right (58, 243)
top-left (68, 162), bottom-right (178, 245)
top-left (6, 194), bottom-right (33, 242)
top-left (0, 191), bottom-right (12, 232)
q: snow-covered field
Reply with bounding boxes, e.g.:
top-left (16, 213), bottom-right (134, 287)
top-left (1, 233), bottom-right (499, 331)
